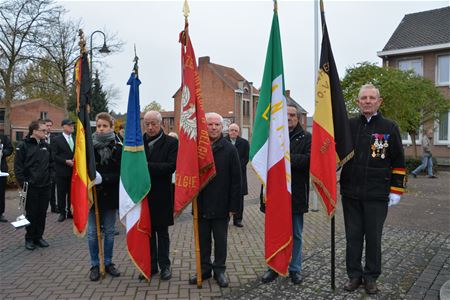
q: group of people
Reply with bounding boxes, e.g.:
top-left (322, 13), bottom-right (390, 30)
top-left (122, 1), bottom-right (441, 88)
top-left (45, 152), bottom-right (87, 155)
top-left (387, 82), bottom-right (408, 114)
top-left (2, 83), bottom-right (414, 294)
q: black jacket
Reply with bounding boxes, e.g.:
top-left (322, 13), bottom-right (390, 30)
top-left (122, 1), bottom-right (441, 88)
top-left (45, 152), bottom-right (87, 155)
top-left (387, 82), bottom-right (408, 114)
top-left (225, 135), bottom-right (249, 195)
top-left (144, 131), bottom-right (178, 227)
top-left (52, 133), bottom-right (75, 177)
top-left (290, 124), bottom-right (311, 214)
top-left (14, 137), bottom-right (54, 188)
top-left (94, 135), bottom-right (122, 210)
top-left (0, 134), bottom-right (13, 172)
top-left (340, 113), bottom-right (406, 201)
top-left (198, 136), bottom-right (241, 219)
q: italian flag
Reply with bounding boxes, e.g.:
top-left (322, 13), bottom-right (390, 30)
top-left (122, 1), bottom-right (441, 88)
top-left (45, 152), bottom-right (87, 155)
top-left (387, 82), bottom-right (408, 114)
top-left (119, 72), bottom-right (152, 280)
top-left (250, 10), bottom-right (292, 276)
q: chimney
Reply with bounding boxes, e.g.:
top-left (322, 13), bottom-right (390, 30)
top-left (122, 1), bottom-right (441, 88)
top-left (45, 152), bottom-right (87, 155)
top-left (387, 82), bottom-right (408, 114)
top-left (285, 89), bottom-right (291, 98)
top-left (198, 56), bottom-right (210, 65)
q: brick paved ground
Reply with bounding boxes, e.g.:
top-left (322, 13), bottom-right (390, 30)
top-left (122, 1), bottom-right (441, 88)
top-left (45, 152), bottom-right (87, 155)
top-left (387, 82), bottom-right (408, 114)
top-left (0, 168), bottom-right (449, 299)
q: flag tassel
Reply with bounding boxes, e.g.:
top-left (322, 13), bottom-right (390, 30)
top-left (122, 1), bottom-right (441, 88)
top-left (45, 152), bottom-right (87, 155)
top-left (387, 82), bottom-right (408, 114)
top-left (192, 198), bottom-right (202, 288)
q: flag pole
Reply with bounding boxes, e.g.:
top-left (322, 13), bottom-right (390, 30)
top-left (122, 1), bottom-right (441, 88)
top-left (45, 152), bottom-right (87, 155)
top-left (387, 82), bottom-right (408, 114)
top-left (182, 0), bottom-right (202, 289)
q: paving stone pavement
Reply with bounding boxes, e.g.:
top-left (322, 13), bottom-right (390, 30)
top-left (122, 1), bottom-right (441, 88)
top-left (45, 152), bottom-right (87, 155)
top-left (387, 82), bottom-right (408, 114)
top-left (0, 169), bottom-right (448, 299)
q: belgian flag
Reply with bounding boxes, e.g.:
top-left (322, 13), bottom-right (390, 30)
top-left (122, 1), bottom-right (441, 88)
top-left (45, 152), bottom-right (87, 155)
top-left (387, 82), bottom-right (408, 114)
top-left (71, 52), bottom-right (96, 236)
top-left (310, 1), bottom-right (354, 217)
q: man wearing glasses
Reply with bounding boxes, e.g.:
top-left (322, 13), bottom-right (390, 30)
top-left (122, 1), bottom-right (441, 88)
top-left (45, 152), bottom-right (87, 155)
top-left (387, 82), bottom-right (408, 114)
top-left (14, 120), bottom-right (54, 250)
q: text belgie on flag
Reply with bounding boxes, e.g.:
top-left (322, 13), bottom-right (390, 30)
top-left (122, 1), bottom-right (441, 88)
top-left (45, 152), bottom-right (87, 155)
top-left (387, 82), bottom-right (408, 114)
top-left (310, 9), bottom-right (354, 217)
top-left (174, 24), bottom-right (216, 216)
top-left (119, 72), bottom-right (152, 280)
top-left (71, 52), bottom-right (96, 236)
top-left (250, 11), bottom-right (293, 276)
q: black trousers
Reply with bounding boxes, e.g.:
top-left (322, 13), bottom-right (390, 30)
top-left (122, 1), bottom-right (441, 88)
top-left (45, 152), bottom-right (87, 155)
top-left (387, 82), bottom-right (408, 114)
top-left (56, 176), bottom-right (71, 216)
top-left (233, 195), bottom-right (244, 223)
top-left (49, 179), bottom-right (57, 210)
top-left (0, 177), bottom-right (6, 215)
top-left (150, 226), bottom-right (171, 271)
top-left (342, 196), bottom-right (388, 281)
top-left (198, 216), bottom-right (229, 275)
top-left (25, 186), bottom-right (50, 242)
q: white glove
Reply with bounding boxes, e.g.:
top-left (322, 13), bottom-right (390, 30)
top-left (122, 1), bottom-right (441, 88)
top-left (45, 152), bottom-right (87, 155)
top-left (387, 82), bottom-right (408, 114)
top-left (388, 193), bottom-right (401, 206)
top-left (94, 171), bottom-right (103, 185)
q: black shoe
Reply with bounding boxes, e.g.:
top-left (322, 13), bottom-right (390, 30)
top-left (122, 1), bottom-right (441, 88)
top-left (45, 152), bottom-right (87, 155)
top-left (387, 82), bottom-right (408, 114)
top-left (189, 272), bottom-right (212, 284)
top-left (364, 280), bottom-right (379, 294)
top-left (411, 172), bottom-right (417, 178)
top-left (233, 221), bottom-right (243, 228)
top-left (428, 175), bottom-right (437, 179)
top-left (214, 272), bottom-right (229, 288)
top-left (160, 268), bottom-right (172, 280)
top-left (57, 214), bottom-right (66, 222)
top-left (0, 214), bottom-right (8, 222)
top-left (289, 271), bottom-right (303, 284)
top-left (25, 240), bottom-right (35, 250)
top-left (90, 266), bottom-right (100, 281)
top-left (261, 269), bottom-right (279, 283)
top-left (51, 207), bottom-right (59, 213)
top-left (67, 212), bottom-right (73, 219)
top-left (34, 238), bottom-right (49, 247)
top-left (344, 277), bottom-right (362, 291)
top-left (139, 268), bottom-right (158, 280)
top-left (105, 263), bottom-right (121, 277)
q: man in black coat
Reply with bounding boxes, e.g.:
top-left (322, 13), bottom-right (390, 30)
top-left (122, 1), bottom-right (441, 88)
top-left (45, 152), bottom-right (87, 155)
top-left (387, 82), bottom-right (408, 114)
top-left (0, 133), bottom-right (13, 222)
top-left (52, 119), bottom-right (75, 222)
top-left (225, 123), bottom-right (249, 228)
top-left (143, 111), bottom-right (178, 281)
top-left (340, 84), bottom-right (406, 294)
top-left (44, 119), bottom-right (58, 213)
top-left (261, 104), bottom-right (311, 285)
top-left (189, 112), bottom-right (241, 288)
top-left (14, 120), bottom-right (54, 250)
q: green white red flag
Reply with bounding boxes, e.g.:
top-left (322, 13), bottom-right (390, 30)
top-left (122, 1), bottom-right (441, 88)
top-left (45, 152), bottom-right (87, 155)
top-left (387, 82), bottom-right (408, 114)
top-left (119, 71), bottom-right (152, 280)
top-left (250, 11), bottom-right (292, 276)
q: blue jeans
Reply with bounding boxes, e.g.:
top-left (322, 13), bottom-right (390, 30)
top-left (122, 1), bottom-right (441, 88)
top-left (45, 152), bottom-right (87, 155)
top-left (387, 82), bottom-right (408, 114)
top-left (88, 208), bottom-right (117, 267)
top-left (412, 153), bottom-right (433, 176)
top-left (289, 213), bottom-right (304, 272)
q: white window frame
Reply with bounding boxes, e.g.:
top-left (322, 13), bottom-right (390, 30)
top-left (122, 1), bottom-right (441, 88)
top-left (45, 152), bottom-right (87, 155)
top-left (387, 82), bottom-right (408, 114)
top-left (401, 126), bottom-right (422, 146)
top-left (435, 53), bottom-right (450, 87)
top-left (435, 110), bottom-right (450, 145)
top-left (398, 57), bottom-right (423, 76)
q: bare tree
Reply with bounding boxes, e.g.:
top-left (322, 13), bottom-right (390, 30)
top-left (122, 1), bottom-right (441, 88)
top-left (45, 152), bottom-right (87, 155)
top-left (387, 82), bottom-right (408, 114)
top-left (0, 0), bottom-right (58, 136)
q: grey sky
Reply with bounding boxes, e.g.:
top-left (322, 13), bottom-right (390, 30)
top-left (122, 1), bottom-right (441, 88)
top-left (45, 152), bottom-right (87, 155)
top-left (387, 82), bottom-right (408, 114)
top-left (60, 0), bottom-right (448, 115)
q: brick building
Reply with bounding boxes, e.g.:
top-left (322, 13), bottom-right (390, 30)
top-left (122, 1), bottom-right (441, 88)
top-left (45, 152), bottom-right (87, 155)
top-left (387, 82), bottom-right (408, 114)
top-left (377, 6), bottom-right (450, 165)
top-left (0, 98), bottom-right (65, 142)
top-left (173, 56), bottom-right (307, 140)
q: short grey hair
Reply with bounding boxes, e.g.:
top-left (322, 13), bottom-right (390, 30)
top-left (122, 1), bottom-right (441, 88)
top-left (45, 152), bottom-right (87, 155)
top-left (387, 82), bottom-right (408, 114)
top-left (205, 112), bottom-right (223, 123)
top-left (143, 110), bottom-right (162, 123)
top-left (358, 83), bottom-right (380, 99)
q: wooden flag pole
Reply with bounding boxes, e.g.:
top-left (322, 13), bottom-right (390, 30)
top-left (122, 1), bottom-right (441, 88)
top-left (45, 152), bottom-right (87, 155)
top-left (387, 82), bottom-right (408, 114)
top-left (93, 186), bottom-right (105, 279)
top-left (331, 215), bottom-right (336, 290)
top-left (192, 197), bottom-right (203, 288)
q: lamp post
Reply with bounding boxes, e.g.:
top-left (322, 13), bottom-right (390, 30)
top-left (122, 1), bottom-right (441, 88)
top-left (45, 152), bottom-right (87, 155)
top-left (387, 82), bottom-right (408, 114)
top-left (89, 30), bottom-right (111, 78)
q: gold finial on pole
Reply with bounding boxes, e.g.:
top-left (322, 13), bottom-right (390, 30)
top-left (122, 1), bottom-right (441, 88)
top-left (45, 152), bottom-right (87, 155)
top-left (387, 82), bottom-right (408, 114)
top-left (273, 0), bottom-right (278, 13)
top-left (183, 0), bottom-right (190, 21)
top-left (78, 29), bottom-right (86, 54)
top-left (320, 0), bottom-right (324, 13)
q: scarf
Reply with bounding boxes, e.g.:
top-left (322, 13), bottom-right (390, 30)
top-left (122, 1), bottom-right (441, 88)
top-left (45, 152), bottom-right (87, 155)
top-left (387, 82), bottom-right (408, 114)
top-left (146, 129), bottom-right (164, 154)
top-left (92, 131), bottom-right (116, 165)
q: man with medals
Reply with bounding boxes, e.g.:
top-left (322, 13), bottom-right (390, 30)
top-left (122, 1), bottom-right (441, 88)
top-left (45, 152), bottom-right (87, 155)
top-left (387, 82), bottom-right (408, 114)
top-left (339, 84), bottom-right (406, 295)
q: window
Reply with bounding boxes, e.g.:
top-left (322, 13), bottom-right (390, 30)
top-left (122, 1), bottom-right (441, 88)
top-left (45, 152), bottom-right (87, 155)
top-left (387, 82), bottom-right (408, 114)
top-left (436, 111), bottom-right (449, 144)
top-left (401, 128), bottom-right (421, 145)
top-left (16, 131), bottom-right (24, 141)
top-left (398, 58), bottom-right (423, 76)
top-left (436, 54), bottom-right (450, 86)
top-left (0, 109), bottom-right (4, 123)
top-left (243, 99), bottom-right (250, 117)
top-left (40, 111), bottom-right (48, 120)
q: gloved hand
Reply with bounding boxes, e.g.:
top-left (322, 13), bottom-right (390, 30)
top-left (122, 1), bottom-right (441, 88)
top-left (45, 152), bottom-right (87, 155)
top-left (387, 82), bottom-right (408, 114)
top-left (94, 171), bottom-right (102, 185)
top-left (388, 193), bottom-right (401, 206)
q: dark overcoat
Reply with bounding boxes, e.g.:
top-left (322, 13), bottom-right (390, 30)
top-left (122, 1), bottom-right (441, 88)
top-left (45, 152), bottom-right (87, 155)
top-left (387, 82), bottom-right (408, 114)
top-left (225, 135), bottom-right (249, 195)
top-left (198, 136), bottom-right (241, 219)
top-left (143, 131), bottom-right (178, 227)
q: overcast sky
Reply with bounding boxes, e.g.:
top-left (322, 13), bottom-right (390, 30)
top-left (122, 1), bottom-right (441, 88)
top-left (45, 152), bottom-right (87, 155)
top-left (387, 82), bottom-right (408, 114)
top-left (60, 0), bottom-right (448, 115)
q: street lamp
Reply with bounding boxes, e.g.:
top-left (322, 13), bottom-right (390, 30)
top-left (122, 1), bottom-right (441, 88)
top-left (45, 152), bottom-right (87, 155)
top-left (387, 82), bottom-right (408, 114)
top-left (89, 30), bottom-right (111, 77)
